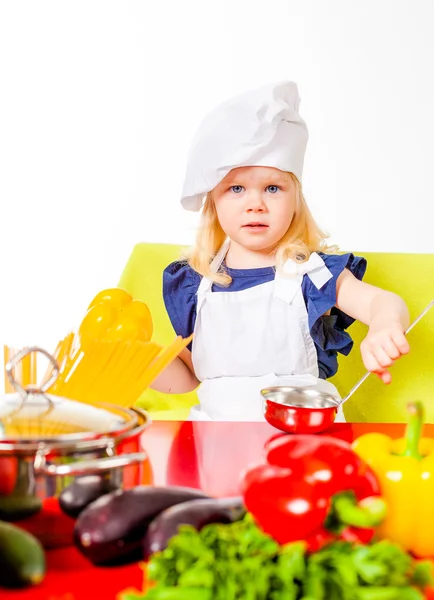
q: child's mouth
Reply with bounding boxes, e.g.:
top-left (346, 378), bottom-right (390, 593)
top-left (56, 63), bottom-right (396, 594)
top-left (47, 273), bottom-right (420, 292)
top-left (243, 223), bottom-right (269, 232)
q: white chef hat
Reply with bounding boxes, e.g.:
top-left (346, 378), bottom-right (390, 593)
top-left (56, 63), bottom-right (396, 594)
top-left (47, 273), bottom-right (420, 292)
top-left (180, 81), bottom-right (309, 212)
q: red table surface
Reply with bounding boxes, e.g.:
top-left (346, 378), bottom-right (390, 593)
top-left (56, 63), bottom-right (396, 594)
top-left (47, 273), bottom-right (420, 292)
top-left (2, 420), bottom-right (432, 600)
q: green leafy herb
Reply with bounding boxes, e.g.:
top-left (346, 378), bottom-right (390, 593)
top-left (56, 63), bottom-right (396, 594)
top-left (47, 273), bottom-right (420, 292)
top-left (117, 514), bottom-right (433, 600)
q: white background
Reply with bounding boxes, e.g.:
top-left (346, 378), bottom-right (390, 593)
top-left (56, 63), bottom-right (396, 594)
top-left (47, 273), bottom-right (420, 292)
top-left (0, 0), bottom-right (433, 355)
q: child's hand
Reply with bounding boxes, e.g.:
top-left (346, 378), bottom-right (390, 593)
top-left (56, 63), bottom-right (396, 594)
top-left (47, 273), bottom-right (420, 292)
top-left (360, 320), bottom-right (410, 384)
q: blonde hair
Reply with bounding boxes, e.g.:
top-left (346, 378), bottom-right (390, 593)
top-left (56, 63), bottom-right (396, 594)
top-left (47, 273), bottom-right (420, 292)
top-left (185, 172), bottom-right (338, 286)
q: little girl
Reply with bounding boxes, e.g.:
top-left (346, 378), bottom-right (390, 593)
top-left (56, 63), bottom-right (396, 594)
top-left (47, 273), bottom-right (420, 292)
top-left (151, 81), bottom-right (410, 422)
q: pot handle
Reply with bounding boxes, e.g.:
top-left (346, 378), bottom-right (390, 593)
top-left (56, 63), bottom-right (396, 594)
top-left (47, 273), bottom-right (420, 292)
top-left (34, 452), bottom-right (149, 477)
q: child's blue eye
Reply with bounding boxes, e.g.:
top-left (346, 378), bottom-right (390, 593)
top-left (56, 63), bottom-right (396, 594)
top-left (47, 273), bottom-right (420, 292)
top-left (230, 185), bottom-right (244, 194)
top-left (266, 185), bottom-right (280, 193)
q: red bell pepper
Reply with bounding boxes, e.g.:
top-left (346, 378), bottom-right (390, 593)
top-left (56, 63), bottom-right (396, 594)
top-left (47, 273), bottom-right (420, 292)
top-left (424, 585), bottom-right (434, 600)
top-left (241, 434), bottom-right (387, 551)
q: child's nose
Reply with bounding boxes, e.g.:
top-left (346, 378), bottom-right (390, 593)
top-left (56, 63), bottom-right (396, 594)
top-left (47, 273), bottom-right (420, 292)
top-left (245, 190), bottom-right (266, 211)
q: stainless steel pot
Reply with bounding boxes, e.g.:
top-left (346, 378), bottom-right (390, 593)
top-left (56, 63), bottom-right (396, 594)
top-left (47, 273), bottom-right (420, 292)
top-left (0, 347), bottom-right (152, 548)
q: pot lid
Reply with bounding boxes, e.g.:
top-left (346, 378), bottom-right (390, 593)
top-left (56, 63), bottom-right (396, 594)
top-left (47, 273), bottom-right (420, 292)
top-left (0, 346), bottom-right (139, 444)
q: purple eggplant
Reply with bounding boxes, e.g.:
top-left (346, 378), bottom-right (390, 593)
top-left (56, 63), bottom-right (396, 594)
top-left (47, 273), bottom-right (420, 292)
top-left (74, 485), bottom-right (210, 565)
top-left (143, 496), bottom-right (246, 559)
top-left (59, 476), bottom-right (118, 518)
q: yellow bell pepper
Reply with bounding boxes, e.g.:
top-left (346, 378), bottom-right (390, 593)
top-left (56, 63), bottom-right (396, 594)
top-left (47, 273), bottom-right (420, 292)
top-left (78, 288), bottom-right (153, 344)
top-left (352, 401), bottom-right (434, 558)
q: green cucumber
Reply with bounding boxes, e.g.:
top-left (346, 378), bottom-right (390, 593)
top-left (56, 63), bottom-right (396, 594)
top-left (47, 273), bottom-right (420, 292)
top-left (0, 521), bottom-right (46, 588)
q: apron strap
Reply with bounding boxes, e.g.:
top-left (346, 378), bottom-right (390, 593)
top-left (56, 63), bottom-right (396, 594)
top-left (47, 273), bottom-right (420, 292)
top-left (274, 252), bottom-right (333, 304)
top-left (196, 238), bottom-right (231, 312)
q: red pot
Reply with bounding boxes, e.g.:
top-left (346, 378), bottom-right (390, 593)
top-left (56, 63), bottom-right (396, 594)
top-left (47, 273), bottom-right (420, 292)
top-left (0, 393), bottom-right (153, 548)
top-left (262, 385), bottom-right (338, 434)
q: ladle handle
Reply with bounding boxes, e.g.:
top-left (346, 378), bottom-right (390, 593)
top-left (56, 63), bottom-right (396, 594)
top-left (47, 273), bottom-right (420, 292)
top-left (340, 299), bottom-right (434, 405)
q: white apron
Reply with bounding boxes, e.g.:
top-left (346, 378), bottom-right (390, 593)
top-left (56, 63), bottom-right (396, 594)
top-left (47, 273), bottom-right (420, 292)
top-left (189, 240), bottom-right (345, 423)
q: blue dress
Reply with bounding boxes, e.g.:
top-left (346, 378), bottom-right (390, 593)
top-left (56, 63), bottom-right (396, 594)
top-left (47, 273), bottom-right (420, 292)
top-left (162, 253), bottom-right (367, 380)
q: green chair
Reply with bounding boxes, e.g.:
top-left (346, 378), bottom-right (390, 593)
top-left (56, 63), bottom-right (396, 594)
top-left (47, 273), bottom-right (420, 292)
top-left (118, 243), bottom-right (434, 423)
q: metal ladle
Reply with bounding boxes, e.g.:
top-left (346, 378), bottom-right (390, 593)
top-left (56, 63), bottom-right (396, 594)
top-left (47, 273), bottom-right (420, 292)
top-left (262, 299), bottom-right (434, 434)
